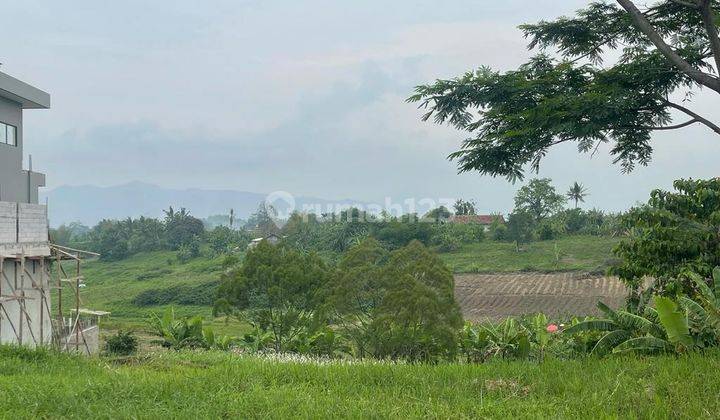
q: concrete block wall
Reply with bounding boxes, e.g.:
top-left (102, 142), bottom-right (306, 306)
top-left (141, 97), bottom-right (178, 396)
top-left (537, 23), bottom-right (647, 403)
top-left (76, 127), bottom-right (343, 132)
top-left (0, 202), bottom-right (48, 245)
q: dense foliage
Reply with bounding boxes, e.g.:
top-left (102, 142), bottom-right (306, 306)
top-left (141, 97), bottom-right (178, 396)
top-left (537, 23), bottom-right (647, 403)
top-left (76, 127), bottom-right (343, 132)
top-left (50, 207), bottom-right (250, 261)
top-left (613, 178), bottom-right (720, 296)
top-left (409, 1), bottom-right (720, 180)
top-left (103, 330), bottom-right (138, 356)
top-left (214, 239), bottom-right (463, 361)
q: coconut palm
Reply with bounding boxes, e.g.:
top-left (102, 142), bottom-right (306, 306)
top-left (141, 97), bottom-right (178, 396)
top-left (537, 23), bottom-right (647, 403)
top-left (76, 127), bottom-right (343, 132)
top-left (566, 182), bottom-right (589, 208)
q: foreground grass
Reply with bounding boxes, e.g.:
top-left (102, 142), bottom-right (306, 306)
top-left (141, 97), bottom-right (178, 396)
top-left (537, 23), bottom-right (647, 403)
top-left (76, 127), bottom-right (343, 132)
top-left (0, 346), bottom-right (718, 418)
top-left (441, 235), bottom-right (621, 273)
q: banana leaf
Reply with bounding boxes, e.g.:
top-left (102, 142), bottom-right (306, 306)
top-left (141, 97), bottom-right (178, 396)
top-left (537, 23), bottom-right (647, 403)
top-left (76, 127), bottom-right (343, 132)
top-left (612, 336), bottom-right (670, 354)
top-left (654, 296), bottom-right (693, 350)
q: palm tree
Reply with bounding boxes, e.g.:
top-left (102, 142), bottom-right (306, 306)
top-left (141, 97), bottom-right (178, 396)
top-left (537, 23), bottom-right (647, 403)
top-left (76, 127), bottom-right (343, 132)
top-left (566, 182), bottom-right (589, 208)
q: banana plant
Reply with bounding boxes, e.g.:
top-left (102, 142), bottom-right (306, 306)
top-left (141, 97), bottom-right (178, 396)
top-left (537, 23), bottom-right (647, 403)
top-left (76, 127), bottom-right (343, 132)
top-left (459, 319), bottom-right (530, 362)
top-left (147, 307), bottom-right (209, 349)
top-left (563, 297), bottom-right (694, 355)
top-left (679, 267), bottom-right (720, 345)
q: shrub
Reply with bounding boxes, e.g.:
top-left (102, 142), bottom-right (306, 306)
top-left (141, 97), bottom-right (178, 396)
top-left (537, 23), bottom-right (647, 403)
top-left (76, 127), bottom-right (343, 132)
top-left (613, 178), bottom-right (720, 296)
top-left (331, 240), bottom-right (463, 362)
top-left (215, 241), bottom-right (330, 352)
top-left (434, 232), bottom-right (461, 252)
top-left (177, 236), bottom-right (201, 263)
top-left (536, 219), bottom-right (563, 240)
top-left (132, 280), bottom-right (221, 306)
top-left (104, 330), bottom-right (138, 356)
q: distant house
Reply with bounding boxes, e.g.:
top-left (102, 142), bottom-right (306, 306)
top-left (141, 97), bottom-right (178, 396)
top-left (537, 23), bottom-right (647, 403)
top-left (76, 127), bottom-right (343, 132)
top-left (247, 233), bottom-right (281, 249)
top-left (449, 214), bottom-right (505, 231)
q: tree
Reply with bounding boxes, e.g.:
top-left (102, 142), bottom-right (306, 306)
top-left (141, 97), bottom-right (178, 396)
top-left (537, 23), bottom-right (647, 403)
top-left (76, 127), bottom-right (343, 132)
top-left (567, 182), bottom-right (589, 209)
top-left (506, 211), bottom-right (535, 251)
top-left (514, 178), bottom-right (566, 223)
top-left (324, 238), bottom-right (389, 357)
top-left (409, 1), bottom-right (720, 181)
top-left (246, 203), bottom-right (279, 237)
top-left (370, 241), bottom-right (464, 361)
top-left (423, 206), bottom-right (452, 223)
top-left (612, 178), bottom-right (720, 297)
top-left (453, 199), bottom-right (476, 215)
top-left (214, 241), bottom-right (330, 351)
top-left (164, 207), bottom-right (205, 250)
top-left (207, 226), bottom-right (250, 254)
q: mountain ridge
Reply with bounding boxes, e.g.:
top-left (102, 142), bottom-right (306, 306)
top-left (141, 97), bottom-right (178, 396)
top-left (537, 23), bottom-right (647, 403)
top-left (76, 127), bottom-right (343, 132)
top-left (41, 182), bottom-right (367, 227)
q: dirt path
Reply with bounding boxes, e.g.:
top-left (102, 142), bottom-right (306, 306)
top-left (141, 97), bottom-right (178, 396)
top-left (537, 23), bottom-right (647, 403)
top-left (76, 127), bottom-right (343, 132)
top-left (454, 272), bottom-right (629, 321)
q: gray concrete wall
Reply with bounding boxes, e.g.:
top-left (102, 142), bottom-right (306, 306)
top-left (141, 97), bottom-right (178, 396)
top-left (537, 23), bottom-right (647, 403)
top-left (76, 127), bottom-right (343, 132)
top-left (0, 97), bottom-right (45, 204)
top-left (0, 202), bottom-right (49, 244)
top-left (0, 97), bottom-right (23, 202)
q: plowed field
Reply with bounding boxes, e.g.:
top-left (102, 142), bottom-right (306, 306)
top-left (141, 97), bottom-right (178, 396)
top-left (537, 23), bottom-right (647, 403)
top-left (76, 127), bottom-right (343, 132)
top-left (455, 272), bottom-right (628, 320)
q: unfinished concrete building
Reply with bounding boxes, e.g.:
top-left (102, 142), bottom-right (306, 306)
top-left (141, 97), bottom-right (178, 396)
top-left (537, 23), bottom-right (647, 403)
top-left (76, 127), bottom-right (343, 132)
top-left (0, 70), bottom-right (102, 354)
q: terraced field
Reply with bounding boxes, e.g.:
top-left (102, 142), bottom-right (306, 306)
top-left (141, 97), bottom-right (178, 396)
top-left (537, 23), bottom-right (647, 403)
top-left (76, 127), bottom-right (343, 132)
top-left (454, 272), bottom-right (629, 321)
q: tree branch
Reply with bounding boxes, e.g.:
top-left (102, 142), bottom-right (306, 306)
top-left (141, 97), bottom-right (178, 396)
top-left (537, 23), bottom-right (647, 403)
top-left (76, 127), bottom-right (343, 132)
top-left (668, 0), bottom-right (700, 9)
top-left (663, 100), bottom-right (720, 134)
top-left (619, 119), bottom-right (700, 130)
top-left (616, 0), bottom-right (720, 93)
top-left (699, 0), bottom-right (720, 73)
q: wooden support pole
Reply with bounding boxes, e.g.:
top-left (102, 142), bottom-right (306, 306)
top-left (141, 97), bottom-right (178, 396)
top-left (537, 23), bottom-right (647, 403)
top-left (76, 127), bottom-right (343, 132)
top-left (75, 259), bottom-right (80, 352)
top-left (17, 257), bottom-right (22, 345)
top-left (39, 258), bottom-right (44, 346)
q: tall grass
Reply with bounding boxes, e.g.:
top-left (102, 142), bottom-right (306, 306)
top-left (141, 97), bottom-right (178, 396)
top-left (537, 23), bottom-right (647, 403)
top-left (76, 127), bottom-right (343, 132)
top-left (440, 235), bottom-right (621, 273)
top-left (0, 346), bottom-right (718, 418)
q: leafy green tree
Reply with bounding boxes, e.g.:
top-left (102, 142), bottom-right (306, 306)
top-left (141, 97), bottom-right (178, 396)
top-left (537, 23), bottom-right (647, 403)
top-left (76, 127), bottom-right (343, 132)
top-left (423, 206), bottom-right (452, 223)
top-left (325, 239), bottom-right (463, 361)
top-left (164, 207), bottom-right (205, 250)
top-left (567, 182), bottom-right (589, 209)
top-left (613, 178), bottom-right (720, 296)
top-left (91, 220), bottom-right (130, 261)
top-left (127, 216), bottom-right (166, 253)
top-left (514, 178), bottom-right (566, 223)
top-left (207, 226), bottom-right (250, 254)
top-left (214, 241), bottom-right (330, 351)
top-left (324, 238), bottom-right (389, 357)
top-left (453, 199), bottom-right (476, 215)
top-left (246, 203), bottom-right (280, 237)
top-left (506, 211), bottom-right (535, 251)
top-left (409, 1), bottom-right (720, 180)
top-left (370, 241), bottom-right (464, 362)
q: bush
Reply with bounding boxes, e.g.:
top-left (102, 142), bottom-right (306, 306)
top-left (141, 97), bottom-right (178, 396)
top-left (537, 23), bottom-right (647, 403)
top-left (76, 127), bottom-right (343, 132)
top-left (434, 232), bottom-right (461, 252)
top-left (536, 219), bottom-right (563, 240)
top-left (177, 236), bottom-right (201, 263)
top-left (132, 280), bottom-right (221, 306)
top-left (104, 330), bottom-right (138, 356)
top-left (613, 178), bottom-right (720, 296)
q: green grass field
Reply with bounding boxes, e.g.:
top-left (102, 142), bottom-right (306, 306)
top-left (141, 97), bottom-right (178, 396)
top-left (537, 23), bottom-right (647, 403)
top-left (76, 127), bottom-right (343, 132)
top-left (1, 346), bottom-right (718, 418)
top-left (58, 250), bottom-right (248, 335)
top-left (440, 235), bottom-right (621, 273)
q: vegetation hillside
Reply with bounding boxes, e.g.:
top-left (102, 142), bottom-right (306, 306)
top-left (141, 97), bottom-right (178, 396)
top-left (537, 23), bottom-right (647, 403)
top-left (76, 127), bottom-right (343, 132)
top-left (67, 235), bottom-right (618, 332)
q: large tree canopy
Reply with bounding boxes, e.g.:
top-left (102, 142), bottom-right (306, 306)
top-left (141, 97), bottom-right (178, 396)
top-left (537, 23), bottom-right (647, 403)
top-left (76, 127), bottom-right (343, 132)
top-left (409, 1), bottom-right (720, 181)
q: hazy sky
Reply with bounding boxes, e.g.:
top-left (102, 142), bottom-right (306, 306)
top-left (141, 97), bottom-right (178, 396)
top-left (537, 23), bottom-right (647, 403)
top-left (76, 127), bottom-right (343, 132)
top-left (3, 0), bottom-right (719, 214)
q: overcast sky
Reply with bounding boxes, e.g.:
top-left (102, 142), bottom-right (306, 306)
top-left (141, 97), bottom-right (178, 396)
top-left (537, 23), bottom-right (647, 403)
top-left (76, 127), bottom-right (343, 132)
top-left (2, 0), bottom-right (719, 214)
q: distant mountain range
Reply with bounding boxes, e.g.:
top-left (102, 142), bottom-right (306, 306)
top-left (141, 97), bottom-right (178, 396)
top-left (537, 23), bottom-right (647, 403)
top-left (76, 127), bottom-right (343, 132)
top-left (41, 182), bottom-right (366, 227)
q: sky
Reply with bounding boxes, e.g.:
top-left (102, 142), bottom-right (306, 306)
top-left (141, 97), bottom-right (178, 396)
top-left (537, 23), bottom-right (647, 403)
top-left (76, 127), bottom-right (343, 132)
top-left (2, 0), bottom-right (719, 214)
